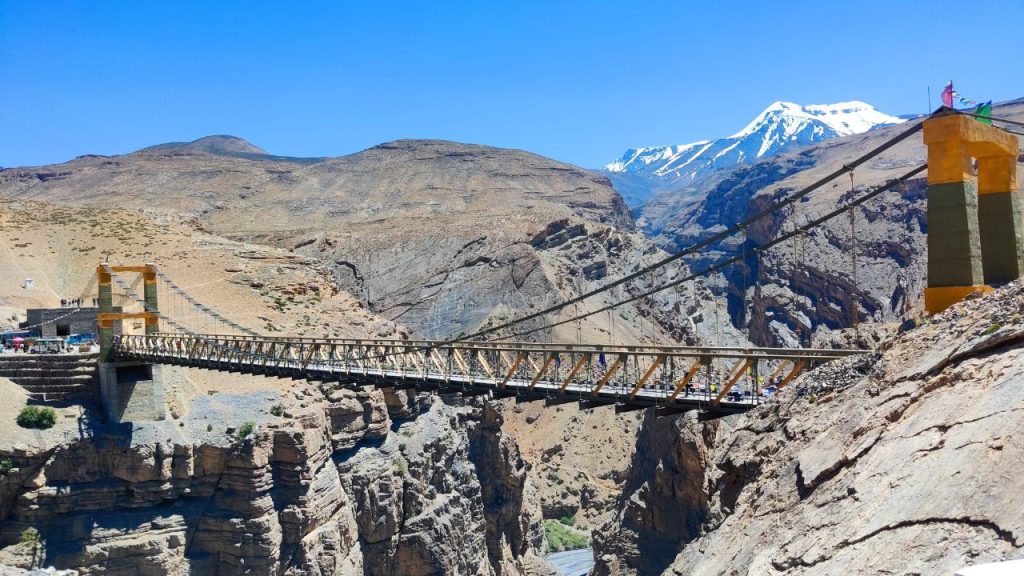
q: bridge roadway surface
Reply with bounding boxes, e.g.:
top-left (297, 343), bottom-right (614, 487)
top-left (113, 333), bottom-right (863, 415)
top-left (94, 113), bottom-right (1023, 418)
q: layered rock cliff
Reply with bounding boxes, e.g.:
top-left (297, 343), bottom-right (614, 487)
top-left (594, 281), bottom-right (1024, 575)
top-left (591, 412), bottom-right (723, 576)
top-left (0, 378), bottom-right (553, 576)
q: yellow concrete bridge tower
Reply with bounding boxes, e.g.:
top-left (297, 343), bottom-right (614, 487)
top-left (923, 112), bottom-right (1023, 313)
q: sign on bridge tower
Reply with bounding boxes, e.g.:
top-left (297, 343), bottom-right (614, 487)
top-left (923, 112), bottom-right (1023, 313)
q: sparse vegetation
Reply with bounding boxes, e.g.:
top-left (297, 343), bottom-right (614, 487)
top-left (983, 322), bottom-right (1004, 335)
top-left (16, 406), bottom-right (57, 429)
top-left (270, 403), bottom-right (285, 417)
top-left (544, 519), bottom-right (589, 553)
top-left (20, 527), bottom-right (43, 567)
top-left (234, 421), bottom-right (255, 441)
top-left (0, 458), bottom-right (13, 477)
top-left (20, 527), bottom-right (41, 546)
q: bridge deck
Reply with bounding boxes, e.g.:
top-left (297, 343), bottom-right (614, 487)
top-left (113, 333), bottom-right (864, 415)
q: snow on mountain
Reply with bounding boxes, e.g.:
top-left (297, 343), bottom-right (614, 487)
top-left (605, 101), bottom-right (904, 208)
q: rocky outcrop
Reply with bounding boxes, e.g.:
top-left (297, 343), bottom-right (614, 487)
top-left (595, 281), bottom-right (1024, 575)
top-left (339, 394), bottom-right (553, 576)
top-left (590, 412), bottom-right (723, 576)
top-left (0, 386), bottom-right (551, 575)
top-left (466, 403), bottom-right (547, 575)
top-left (498, 401), bottom-right (642, 532)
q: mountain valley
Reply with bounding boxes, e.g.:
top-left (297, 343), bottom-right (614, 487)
top-left (0, 98), bottom-right (1021, 576)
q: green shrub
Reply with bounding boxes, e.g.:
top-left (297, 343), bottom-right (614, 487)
top-left (19, 527), bottom-right (41, 546)
top-left (544, 519), bottom-right (589, 553)
top-left (270, 404), bottom-right (285, 417)
top-left (16, 407), bottom-right (56, 430)
top-left (558, 514), bottom-right (575, 526)
top-left (983, 322), bottom-right (1003, 335)
top-left (0, 458), bottom-right (12, 477)
top-left (234, 421), bottom-right (255, 442)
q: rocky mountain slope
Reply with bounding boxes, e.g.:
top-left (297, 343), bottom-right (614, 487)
top-left (0, 137), bottom-right (698, 345)
top-left (0, 200), bottom-right (399, 339)
top-left (604, 101), bottom-right (904, 207)
top-left (640, 100), bottom-right (1024, 347)
top-left (593, 280), bottom-right (1024, 575)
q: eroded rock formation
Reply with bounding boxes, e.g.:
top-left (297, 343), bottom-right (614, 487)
top-left (0, 385), bottom-right (553, 576)
top-left (591, 412), bottom-right (723, 576)
top-left (593, 282), bottom-right (1024, 575)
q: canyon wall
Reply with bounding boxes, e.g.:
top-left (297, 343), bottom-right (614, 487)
top-left (0, 380), bottom-right (553, 576)
top-left (595, 282), bottom-right (1024, 575)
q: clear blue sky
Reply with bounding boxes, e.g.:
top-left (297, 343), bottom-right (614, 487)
top-left (2, 1), bottom-right (1022, 169)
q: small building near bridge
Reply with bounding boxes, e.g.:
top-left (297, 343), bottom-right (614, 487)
top-left (21, 307), bottom-right (119, 339)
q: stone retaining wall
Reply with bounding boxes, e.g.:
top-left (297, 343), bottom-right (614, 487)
top-left (0, 354), bottom-right (99, 404)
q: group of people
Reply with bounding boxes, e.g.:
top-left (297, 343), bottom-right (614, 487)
top-left (638, 373), bottom-right (785, 401)
top-left (59, 297), bottom-right (98, 307)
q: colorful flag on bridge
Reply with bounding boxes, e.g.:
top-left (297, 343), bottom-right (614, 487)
top-left (941, 82), bottom-right (954, 107)
top-left (974, 101), bottom-right (993, 124)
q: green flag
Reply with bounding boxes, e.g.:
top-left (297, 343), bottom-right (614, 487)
top-left (974, 101), bottom-right (992, 125)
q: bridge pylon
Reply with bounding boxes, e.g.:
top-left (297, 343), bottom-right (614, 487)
top-left (923, 111), bottom-right (1023, 313)
top-left (96, 263), bottom-right (166, 423)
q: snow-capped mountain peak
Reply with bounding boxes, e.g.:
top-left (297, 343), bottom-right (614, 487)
top-left (604, 100), bottom-right (904, 207)
top-left (604, 141), bottom-right (710, 173)
top-left (730, 100), bottom-right (902, 140)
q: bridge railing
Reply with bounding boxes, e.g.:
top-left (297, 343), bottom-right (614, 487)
top-left (112, 333), bottom-right (861, 406)
top-left (132, 332), bottom-right (859, 358)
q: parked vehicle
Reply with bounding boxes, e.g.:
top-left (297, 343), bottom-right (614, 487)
top-left (1, 330), bottom-right (35, 345)
top-left (28, 338), bottom-right (66, 354)
top-left (66, 333), bottom-right (96, 346)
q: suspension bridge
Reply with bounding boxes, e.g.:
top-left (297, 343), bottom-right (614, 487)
top-left (21, 107), bottom-right (1024, 422)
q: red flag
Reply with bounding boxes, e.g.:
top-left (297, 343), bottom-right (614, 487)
top-left (941, 82), bottom-right (954, 107)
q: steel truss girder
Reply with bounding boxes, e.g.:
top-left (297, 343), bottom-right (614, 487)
top-left (111, 333), bottom-right (862, 416)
